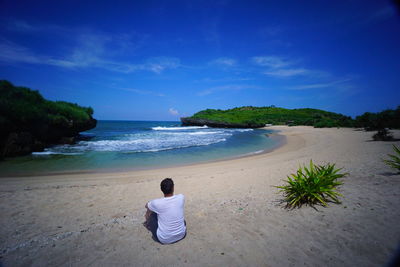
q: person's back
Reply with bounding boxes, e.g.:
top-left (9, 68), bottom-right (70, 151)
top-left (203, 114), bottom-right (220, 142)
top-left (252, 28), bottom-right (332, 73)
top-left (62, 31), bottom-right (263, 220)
top-left (145, 178), bottom-right (186, 244)
top-left (148, 194), bottom-right (186, 243)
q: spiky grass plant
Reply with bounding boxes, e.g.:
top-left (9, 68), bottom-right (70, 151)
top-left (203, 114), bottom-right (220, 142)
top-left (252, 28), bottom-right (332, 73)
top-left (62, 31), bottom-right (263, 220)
top-left (383, 145), bottom-right (400, 173)
top-left (276, 161), bottom-right (347, 208)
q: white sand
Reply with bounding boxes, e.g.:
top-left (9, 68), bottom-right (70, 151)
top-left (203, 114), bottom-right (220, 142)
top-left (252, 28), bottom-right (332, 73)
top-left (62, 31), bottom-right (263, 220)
top-left (1, 126), bottom-right (400, 266)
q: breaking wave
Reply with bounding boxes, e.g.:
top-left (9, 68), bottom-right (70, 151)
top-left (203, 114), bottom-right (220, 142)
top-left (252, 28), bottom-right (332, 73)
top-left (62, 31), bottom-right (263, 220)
top-left (38, 123), bottom-right (255, 155)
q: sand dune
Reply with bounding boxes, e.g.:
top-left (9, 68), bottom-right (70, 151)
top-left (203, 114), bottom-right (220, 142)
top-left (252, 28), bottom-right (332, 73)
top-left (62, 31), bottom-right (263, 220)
top-left (1, 126), bottom-right (399, 266)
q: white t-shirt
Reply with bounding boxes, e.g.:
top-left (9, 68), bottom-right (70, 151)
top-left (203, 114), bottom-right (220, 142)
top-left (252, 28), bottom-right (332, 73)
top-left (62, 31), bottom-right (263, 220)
top-left (147, 194), bottom-right (186, 244)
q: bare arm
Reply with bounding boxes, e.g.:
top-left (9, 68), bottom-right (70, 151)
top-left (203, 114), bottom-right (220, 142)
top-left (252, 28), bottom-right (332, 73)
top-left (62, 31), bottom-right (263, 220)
top-left (145, 202), bottom-right (152, 221)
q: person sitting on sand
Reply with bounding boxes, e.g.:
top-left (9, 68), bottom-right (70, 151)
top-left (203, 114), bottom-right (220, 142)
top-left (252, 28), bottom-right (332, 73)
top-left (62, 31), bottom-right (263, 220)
top-left (144, 178), bottom-right (186, 244)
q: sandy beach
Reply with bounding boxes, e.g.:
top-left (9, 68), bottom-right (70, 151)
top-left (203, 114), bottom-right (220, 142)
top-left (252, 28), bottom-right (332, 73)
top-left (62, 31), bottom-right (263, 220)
top-left (1, 126), bottom-right (400, 266)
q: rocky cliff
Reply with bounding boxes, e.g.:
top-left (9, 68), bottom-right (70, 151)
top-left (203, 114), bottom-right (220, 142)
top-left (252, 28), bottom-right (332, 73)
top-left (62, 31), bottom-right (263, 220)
top-left (1, 118), bottom-right (97, 158)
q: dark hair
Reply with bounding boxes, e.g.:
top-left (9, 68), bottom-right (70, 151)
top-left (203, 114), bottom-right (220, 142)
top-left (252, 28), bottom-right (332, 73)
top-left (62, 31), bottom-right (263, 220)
top-left (160, 178), bottom-right (174, 195)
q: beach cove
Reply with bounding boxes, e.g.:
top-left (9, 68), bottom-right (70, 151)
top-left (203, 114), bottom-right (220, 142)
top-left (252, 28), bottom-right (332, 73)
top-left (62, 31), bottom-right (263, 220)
top-left (0, 121), bottom-right (283, 177)
top-left (1, 126), bottom-right (400, 266)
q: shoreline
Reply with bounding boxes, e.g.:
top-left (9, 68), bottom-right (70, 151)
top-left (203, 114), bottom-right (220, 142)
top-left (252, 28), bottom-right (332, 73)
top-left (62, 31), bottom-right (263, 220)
top-left (0, 127), bottom-right (287, 179)
top-left (1, 126), bottom-right (399, 266)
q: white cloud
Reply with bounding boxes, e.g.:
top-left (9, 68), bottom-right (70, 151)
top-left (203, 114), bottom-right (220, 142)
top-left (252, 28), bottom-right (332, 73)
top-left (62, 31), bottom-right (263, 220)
top-left (169, 108), bottom-right (179, 116)
top-left (4, 19), bottom-right (147, 53)
top-left (289, 78), bottom-right (352, 90)
top-left (264, 68), bottom-right (309, 77)
top-left (251, 55), bottom-right (331, 79)
top-left (195, 77), bottom-right (252, 83)
top-left (6, 19), bottom-right (37, 32)
top-left (211, 57), bottom-right (236, 66)
top-left (198, 84), bottom-right (261, 96)
top-left (145, 57), bottom-right (181, 74)
top-left (251, 56), bottom-right (292, 69)
top-left (0, 39), bottom-right (45, 64)
top-left (119, 88), bottom-right (165, 97)
top-left (1, 20), bottom-right (176, 74)
top-left (5, 19), bottom-right (66, 34)
top-left (0, 37), bottom-right (180, 74)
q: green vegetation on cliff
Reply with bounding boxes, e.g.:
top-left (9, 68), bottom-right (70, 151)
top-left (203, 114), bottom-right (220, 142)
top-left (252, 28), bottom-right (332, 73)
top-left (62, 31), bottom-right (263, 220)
top-left (187, 106), bottom-right (354, 128)
top-left (0, 80), bottom-right (96, 157)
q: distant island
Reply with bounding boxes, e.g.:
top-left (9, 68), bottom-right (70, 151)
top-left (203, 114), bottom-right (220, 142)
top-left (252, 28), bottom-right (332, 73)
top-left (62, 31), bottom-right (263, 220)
top-left (181, 105), bottom-right (400, 129)
top-left (0, 80), bottom-right (97, 158)
top-left (181, 106), bottom-right (354, 128)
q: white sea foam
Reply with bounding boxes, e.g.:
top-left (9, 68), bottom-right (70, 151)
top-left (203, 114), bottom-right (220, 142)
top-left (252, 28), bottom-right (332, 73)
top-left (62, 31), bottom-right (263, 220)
top-left (164, 131), bottom-right (221, 135)
top-left (227, 128), bottom-right (253, 132)
top-left (160, 131), bottom-right (221, 136)
top-left (54, 131), bottom-right (229, 153)
top-left (123, 138), bottom-right (227, 153)
top-left (43, 124), bottom-right (256, 155)
top-left (242, 150), bottom-right (264, 156)
top-left (32, 151), bottom-right (82, 156)
top-left (70, 137), bottom-right (227, 152)
top-left (187, 131), bottom-right (220, 135)
top-left (152, 126), bottom-right (208, 131)
top-left (32, 151), bottom-right (57, 155)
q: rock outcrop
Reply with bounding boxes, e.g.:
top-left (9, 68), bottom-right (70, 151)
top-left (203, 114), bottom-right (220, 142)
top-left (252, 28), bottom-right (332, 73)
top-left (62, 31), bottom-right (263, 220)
top-left (1, 118), bottom-right (97, 158)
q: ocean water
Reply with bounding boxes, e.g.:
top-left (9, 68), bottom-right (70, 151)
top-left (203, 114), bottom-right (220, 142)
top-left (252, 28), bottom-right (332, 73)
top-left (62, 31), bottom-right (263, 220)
top-left (0, 121), bottom-right (283, 176)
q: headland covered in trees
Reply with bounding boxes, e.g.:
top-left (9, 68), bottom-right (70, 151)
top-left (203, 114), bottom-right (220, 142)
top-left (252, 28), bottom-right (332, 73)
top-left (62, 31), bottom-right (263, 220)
top-left (0, 80), bottom-right (97, 158)
top-left (181, 106), bottom-right (400, 129)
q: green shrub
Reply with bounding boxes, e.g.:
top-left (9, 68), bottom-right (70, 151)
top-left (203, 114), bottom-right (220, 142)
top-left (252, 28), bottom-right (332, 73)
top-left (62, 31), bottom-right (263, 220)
top-left (383, 145), bottom-right (400, 173)
top-left (372, 129), bottom-right (394, 141)
top-left (48, 114), bottom-right (70, 127)
top-left (276, 161), bottom-right (347, 208)
top-left (314, 118), bottom-right (339, 128)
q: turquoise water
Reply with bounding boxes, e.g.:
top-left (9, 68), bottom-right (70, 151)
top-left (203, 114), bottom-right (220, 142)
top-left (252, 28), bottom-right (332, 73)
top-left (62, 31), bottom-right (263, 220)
top-left (0, 121), bottom-right (283, 176)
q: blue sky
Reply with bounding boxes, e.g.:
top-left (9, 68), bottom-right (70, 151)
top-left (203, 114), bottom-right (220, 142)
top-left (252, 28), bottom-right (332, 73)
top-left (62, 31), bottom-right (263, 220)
top-left (1, 0), bottom-right (399, 120)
